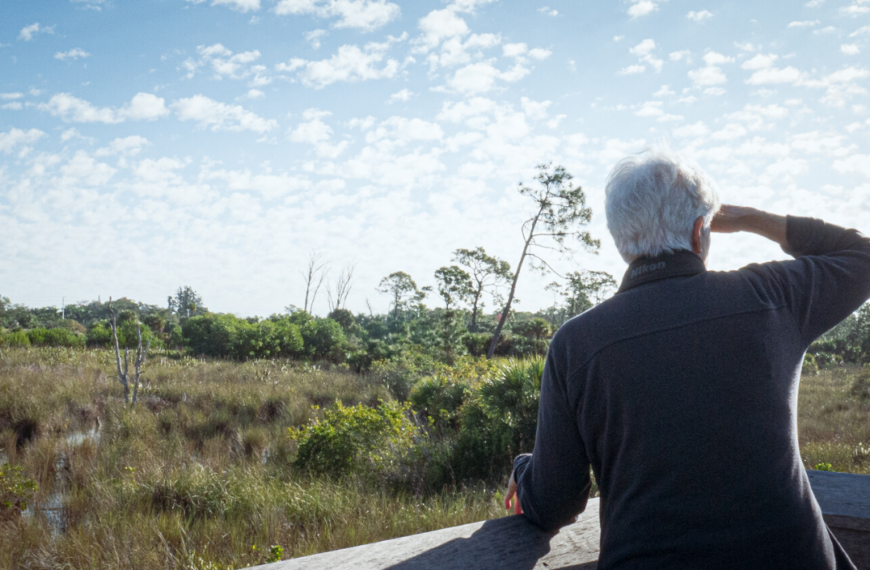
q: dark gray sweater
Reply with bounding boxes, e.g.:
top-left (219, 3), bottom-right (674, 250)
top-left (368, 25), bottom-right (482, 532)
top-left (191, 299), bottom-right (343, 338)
top-left (514, 216), bottom-right (870, 569)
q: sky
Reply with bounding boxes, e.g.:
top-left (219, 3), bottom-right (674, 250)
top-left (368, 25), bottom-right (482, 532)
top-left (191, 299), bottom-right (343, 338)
top-left (1, 0), bottom-right (869, 318)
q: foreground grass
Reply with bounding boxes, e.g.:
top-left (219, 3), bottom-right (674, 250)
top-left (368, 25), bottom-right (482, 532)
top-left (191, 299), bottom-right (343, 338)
top-left (0, 348), bottom-right (503, 569)
top-left (0, 348), bottom-right (868, 569)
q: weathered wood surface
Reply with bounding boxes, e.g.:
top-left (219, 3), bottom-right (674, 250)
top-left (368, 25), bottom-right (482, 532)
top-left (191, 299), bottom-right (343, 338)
top-left (808, 470), bottom-right (870, 569)
top-left (250, 471), bottom-right (870, 570)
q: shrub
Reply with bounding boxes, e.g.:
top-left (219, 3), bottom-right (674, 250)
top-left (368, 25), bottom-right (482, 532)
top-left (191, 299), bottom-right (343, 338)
top-left (802, 353), bottom-right (819, 374)
top-left (463, 333), bottom-right (491, 357)
top-left (289, 400), bottom-right (421, 480)
top-left (371, 350), bottom-right (437, 401)
top-left (0, 463), bottom-right (38, 519)
top-left (26, 327), bottom-right (84, 348)
top-left (301, 318), bottom-right (347, 362)
top-left (86, 322), bottom-right (112, 347)
top-left (0, 330), bottom-right (30, 348)
top-left (452, 357), bottom-right (544, 482)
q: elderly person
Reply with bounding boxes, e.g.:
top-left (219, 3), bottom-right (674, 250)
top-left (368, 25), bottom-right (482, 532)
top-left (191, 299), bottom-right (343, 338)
top-left (504, 148), bottom-right (869, 569)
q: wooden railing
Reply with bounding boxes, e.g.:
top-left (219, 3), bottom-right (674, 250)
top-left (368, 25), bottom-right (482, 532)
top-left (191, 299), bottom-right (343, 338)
top-left (249, 470), bottom-right (870, 570)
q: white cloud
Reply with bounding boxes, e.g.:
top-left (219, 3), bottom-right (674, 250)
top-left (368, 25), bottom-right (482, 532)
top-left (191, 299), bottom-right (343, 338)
top-left (702, 52), bottom-right (733, 66)
top-left (185, 44), bottom-right (264, 80)
top-left (414, 8), bottom-right (470, 53)
top-left (95, 136), bottom-right (151, 157)
top-left (842, 0), bottom-right (870, 16)
top-left (833, 154), bottom-right (870, 177)
top-left (239, 88), bottom-right (265, 100)
top-left (618, 64), bottom-right (646, 75)
top-left (172, 95), bottom-right (278, 132)
top-left (2, 102), bottom-right (23, 110)
top-left (366, 117), bottom-right (444, 144)
top-left (613, 35), bottom-right (625, 42)
top-left (629, 39), bottom-right (663, 72)
top-left (704, 87), bottom-right (726, 96)
top-left (389, 88), bottom-right (414, 103)
top-left (538, 6), bottom-right (558, 16)
top-left (801, 66), bottom-right (869, 106)
top-left (711, 123), bottom-right (748, 140)
top-left (18, 23), bottom-right (53, 41)
top-left (212, 0), bottom-right (261, 11)
top-left (55, 48), bottom-right (91, 61)
top-left (673, 121), bottom-right (709, 137)
top-left (60, 151), bottom-right (117, 186)
top-left (39, 93), bottom-right (122, 123)
top-left (627, 0), bottom-right (658, 18)
top-left (687, 10), bottom-right (713, 22)
top-left (521, 97), bottom-right (551, 120)
top-left (295, 42), bottom-right (401, 88)
top-left (0, 93), bottom-right (23, 100)
top-left (38, 93), bottom-right (167, 124)
top-left (274, 0), bottom-right (401, 31)
top-left (71, 0), bottom-right (109, 9)
top-left (635, 101), bottom-right (663, 117)
top-left (0, 128), bottom-right (45, 153)
top-left (788, 20), bottom-right (820, 27)
top-left (187, 0), bottom-right (261, 11)
top-left (445, 60), bottom-right (529, 93)
top-left (688, 66), bottom-right (727, 86)
top-left (806, 0), bottom-right (825, 6)
top-left (669, 50), bottom-right (690, 62)
top-left (841, 44), bottom-right (861, 55)
top-left (742, 53), bottom-right (778, 70)
top-left (120, 93), bottom-right (170, 121)
top-left (745, 66), bottom-right (804, 84)
top-left (306, 29), bottom-right (327, 49)
top-left (275, 58), bottom-right (307, 73)
top-left (653, 85), bottom-right (675, 96)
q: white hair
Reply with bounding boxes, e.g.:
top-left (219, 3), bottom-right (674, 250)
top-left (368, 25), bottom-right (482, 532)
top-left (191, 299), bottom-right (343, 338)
top-left (605, 147), bottom-right (721, 263)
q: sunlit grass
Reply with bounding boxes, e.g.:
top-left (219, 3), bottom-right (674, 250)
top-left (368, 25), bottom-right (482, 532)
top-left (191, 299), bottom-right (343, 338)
top-left (0, 348), bottom-right (867, 569)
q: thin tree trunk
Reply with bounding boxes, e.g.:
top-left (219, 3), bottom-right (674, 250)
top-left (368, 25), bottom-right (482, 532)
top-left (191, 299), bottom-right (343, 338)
top-left (486, 213), bottom-right (541, 359)
top-left (470, 291), bottom-right (481, 333)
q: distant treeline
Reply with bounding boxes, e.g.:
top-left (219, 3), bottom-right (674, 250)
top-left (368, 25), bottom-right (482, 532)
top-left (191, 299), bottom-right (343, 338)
top-left (4, 286), bottom-right (869, 372)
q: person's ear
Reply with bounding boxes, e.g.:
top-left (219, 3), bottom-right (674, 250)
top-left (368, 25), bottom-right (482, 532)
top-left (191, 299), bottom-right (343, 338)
top-left (691, 216), bottom-right (704, 255)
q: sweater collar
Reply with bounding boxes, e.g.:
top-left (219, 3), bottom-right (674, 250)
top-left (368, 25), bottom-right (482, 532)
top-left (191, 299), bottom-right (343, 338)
top-left (617, 250), bottom-right (707, 293)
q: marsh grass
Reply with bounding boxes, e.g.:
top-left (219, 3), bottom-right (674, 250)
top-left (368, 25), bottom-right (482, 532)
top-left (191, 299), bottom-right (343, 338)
top-left (0, 348), bottom-right (868, 569)
top-left (0, 348), bottom-right (502, 569)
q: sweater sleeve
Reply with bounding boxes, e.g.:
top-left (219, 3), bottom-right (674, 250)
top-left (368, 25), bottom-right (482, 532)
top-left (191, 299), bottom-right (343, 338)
top-left (756, 216), bottom-right (870, 346)
top-left (513, 337), bottom-right (592, 532)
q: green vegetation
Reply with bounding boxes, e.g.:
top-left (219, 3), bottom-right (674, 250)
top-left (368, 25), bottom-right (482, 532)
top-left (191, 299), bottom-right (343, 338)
top-left (0, 345), bottom-right (865, 569)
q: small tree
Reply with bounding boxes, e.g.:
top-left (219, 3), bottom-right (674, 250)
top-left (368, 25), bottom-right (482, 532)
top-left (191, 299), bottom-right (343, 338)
top-left (487, 164), bottom-right (599, 359)
top-left (452, 248), bottom-right (512, 332)
top-left (167, 286), bottom-right (204, 318)
top-left (108, 298), bottom-right (151, 406)
top-left (434, 266), bottom-right (473, 364)
top-left (327, 263), bottom-right (356, 313)
top-left (377, 272), bottom-right (428, 321)
top-left (300, 251), bottom-right (329, 314)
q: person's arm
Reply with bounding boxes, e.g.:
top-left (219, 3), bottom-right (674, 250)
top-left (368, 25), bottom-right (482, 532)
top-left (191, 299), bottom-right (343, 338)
top-left (503, 339), bottom-right (592, 532)
top-left (713, 204), bottom-right (870, 345)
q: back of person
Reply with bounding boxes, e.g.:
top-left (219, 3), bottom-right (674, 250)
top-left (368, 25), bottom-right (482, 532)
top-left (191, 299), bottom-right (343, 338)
top-left (505, 148), bottom-right (868, 570)
top-left (567, 262), bottom-right (839, 569)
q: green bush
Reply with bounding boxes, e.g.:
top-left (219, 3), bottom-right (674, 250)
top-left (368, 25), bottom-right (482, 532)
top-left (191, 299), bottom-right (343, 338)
top-left (26, 327), bottom-right (84, 348)
top-left (452, 357), bottom-right (544, 482)
top-left (301, 318), bottom-right (347, 362)
top-left (86, 322), bottom-right (112, 347)
top-left (0, 330), bottom-right (30, 348)
top-left (371, 350), bottom-right (438, 401)
top-left (851, 373), bottom-right (870, 401)
top-left (0, 463), bottom-right (37, 519)
top-left (289, 400), bottom-right (421, 480)
top-left (802, 353), bottom-right (819, 374)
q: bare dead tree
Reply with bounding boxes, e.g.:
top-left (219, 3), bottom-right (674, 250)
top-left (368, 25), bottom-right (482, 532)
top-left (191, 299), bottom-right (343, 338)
top-left (327, 263), bottom-right (356, 312)
top-left (108, 297), bottom-right (152, 406)
top-left (300, 251), bottom-right (329, 314)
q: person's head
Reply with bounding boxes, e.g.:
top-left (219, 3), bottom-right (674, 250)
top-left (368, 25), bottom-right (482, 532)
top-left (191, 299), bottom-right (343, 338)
top-left (605, 146), bottom-right (720, 263)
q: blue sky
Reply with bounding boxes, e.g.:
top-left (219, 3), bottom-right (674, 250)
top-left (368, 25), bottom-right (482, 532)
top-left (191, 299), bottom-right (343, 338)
top-left (1, 0), bottom-right (869, 317)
